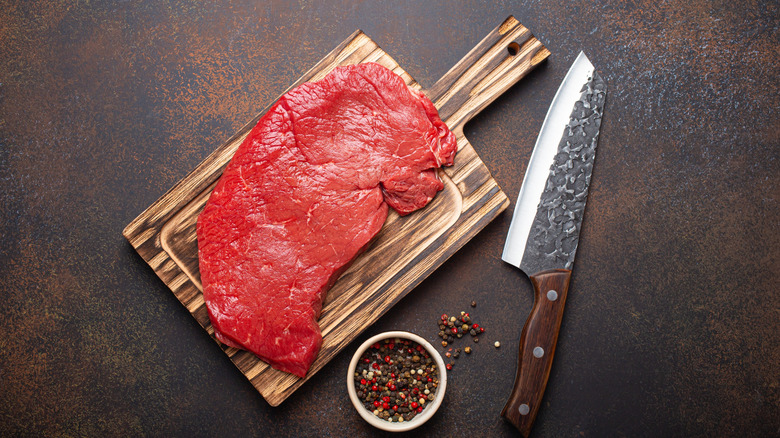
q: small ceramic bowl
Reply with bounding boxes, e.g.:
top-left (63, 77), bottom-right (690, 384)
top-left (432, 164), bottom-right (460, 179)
top-left (347, 331), bottom-right (447, 432)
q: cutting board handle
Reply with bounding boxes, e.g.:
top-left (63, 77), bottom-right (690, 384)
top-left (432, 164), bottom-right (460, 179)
top-left (424, 16), bottom-right (549, 132)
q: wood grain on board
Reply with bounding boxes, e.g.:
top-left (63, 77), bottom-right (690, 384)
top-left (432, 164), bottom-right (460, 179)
top-left (123, 16), bottom-right (549, 406)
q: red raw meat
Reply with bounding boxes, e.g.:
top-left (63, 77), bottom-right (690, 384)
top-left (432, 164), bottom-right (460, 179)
top-left (196, 63), bottom-right (457, 377)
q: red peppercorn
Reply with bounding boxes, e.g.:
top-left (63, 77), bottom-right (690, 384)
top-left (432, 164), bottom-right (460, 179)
top-left (384, 355), bottom-right (391, 363)
top-left (472, 323), bottom-right (479, 329)
top-left (373, 400), bottom-right (380, 407)
top-left (480, 327), bottom-right (485, 333)
top-left (372, 385), bottom-right (379, 391)
top-left (383, 396), bottom-right (390, 402)
top-left (388, 384), bottom-right (396, 391)
top-left (382, 402), bottom-right (389, 410)
top-left (388, 343), bottom-right (395, 350)
top-left (417, 406), bottom-right (424, 413)
top-left (450, 327), bottom-right (458, 334)
top-left (427, 377), bottom-right (432, 382)
top-left (411, 402), bottom-right (419, 409)
top-left (446, 364), bottom-right (453, 370)
top-left (360, 379), bottom-right (367, 385)
top-left (441, 314), bottom-right (447, 321)
top-left (392, 405), bottom-right (398, 411)
top-left (391, 373), bottom-right (396, 379)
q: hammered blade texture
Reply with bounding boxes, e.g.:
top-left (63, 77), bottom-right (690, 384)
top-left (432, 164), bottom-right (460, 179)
top-left (520, 72), bottom-right (606, 275)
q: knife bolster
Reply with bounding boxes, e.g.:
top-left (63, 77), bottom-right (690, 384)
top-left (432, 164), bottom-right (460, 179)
top-left (501, 268), bottom-right (572, 437)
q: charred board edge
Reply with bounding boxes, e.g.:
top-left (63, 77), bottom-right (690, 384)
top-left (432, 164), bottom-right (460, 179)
top-left (122, 17), bottom-right (548, 406)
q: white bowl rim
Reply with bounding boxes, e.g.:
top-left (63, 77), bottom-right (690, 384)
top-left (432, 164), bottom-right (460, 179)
top-left (346, 331), bottom-right (447, 432)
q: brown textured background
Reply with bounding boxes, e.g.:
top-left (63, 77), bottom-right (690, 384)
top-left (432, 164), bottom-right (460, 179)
top-left (1, 1), bottom-right (777, 436)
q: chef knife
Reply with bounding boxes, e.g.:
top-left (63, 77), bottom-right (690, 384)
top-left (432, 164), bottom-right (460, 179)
top-left (500, 51), bottom-right (606, 436)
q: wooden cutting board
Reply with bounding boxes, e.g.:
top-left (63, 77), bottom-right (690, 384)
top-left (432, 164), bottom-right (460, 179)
top-left (123, 16), bottom-right (549, 406)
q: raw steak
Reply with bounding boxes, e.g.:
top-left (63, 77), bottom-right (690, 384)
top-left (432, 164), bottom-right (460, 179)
top-left (196, 62), bottom-right (457, 377)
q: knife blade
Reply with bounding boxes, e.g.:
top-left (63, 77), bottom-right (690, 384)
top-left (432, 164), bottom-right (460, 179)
top-left (500, 51), bottom-right (606, 436)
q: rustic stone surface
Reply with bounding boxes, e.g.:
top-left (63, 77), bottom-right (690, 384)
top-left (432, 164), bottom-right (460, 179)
top-left (0, 1), bottom-right (777, 436)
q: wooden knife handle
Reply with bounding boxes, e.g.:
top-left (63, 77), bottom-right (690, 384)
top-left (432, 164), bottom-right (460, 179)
top-left (423, 15), bottom-right (549, 132)
top-left (501, 269), bottom-right (572, 437)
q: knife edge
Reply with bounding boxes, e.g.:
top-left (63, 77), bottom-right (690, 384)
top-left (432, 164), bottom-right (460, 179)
top-left (502, 51), bottom-right (595, 271)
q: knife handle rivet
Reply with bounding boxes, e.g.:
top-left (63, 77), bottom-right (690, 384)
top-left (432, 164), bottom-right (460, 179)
top-left (547, 290), bottom-right (558, 301)
top-left (519, 404), bottom-right (530, 415)
top-left (533, 346), bottom-right (545, 358)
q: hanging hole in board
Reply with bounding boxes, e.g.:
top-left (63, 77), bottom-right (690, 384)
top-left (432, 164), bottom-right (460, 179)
top-left (507, 42), bottom-right (520, 56)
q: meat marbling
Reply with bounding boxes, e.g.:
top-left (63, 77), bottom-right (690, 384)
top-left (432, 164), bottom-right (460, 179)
top-left (196, 62), bottom-right (457, 377)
